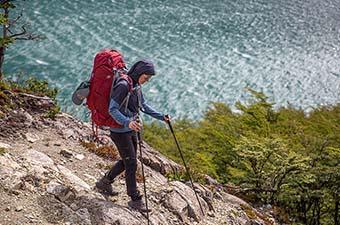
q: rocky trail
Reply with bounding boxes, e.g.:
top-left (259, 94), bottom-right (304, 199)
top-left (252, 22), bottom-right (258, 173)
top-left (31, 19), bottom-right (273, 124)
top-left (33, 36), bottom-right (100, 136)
top-left (0, 93), bottom-right (277, 225)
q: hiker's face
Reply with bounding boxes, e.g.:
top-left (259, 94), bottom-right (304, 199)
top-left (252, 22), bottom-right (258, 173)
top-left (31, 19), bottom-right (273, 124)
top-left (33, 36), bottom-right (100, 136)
top-left (138, 74), bottom-right (152, 85)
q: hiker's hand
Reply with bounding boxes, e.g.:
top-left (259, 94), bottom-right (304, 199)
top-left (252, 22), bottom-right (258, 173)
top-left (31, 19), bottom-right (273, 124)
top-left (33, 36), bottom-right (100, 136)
top-left (129, 120), bottom-right (142, 132)
top-left (164, 114), bottom-right (171, 122)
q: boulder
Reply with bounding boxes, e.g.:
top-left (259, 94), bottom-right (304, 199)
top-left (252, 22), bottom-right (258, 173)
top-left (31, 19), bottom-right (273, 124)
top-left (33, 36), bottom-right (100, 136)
top-left (0, 154), bottom-right (26, 190)
top-left (141, 142), bottom-right (182, 175)
top-left (46, 180), bottom-right (76, 202)
top-left (87, 198), bottom-right (143, 225)
top-left (164, 181), bottom-right (209, 222)
top-left (23, 149), bottom-right (57, 176)
top-left (56, 165), bottom-right (91, 192)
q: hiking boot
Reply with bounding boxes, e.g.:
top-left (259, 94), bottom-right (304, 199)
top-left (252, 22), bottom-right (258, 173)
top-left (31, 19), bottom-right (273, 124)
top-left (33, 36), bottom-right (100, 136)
top-left (95, 176), bottom-right (118, 196)
top-left (128, 199), bottom-right (152, 213)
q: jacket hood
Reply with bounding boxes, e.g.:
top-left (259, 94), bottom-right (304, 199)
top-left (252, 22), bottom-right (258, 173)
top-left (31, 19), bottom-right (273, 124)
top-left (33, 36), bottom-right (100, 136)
top-left (127, 60), bottom-right (155, 84)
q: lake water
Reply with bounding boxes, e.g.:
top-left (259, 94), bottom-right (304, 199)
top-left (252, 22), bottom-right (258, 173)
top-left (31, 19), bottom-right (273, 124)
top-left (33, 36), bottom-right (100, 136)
top-left (5, 0), bottom-right (340, 121)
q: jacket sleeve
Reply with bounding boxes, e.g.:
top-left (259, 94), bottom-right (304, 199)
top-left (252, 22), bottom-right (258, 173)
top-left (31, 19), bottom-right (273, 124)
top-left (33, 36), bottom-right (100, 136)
top-left (141, 92), bottom-right (164, 121)
top-left (109, 81), bottom-right (131, 127)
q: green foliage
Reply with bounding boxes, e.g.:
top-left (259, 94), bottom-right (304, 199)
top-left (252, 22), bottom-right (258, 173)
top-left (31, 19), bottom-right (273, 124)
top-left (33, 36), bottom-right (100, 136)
top-left (0, 14), bottom-right (7, 24)
top-left (0, 1), bottom-right (16, 10)
top-left (23, 77), bottom-right (58, 100)
top-left (0, 1), bottom-right (15, 48)
top-left (144, 89), bottom-right (340, 225)
top-left (0, 1), bottom-right (45, 80)
top-left (235, 136), bottom-right (310, 203)
top-left (166, 170), bottom-right (188, 182)
top-left (0, 79), bottom-right (14, 110)
top-left (45, 105), bottom-right (61, 119)
top-left (0, 37), bottom-right (14, 48)
top-left (0, 77), bottom-right (60, 116)
top-left (1, 77), bottom-right (58, 100)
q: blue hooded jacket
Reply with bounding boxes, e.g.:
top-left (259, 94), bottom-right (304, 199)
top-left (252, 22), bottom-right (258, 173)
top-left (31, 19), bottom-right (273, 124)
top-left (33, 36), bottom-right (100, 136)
top-left (109, 60), bottom-right (164, 133)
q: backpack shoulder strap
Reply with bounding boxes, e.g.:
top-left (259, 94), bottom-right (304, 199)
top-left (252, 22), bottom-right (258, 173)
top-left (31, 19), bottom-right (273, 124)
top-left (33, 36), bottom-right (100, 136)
top-left (110, 74), bottom-right (134, 112)
top-left (120, 74), bottom-right (133, 92)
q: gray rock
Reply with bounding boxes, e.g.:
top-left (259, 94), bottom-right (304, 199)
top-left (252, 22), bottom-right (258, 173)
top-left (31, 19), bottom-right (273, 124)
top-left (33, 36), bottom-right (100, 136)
top-left (0, 142), bottom-right (11, 149)
top-left (164, 189), bottom-right (189, 222)
top-left (46, 180), bottom-right (76, 202)
top-left (22, 111), bottom-right (34, 127)
top-left (76, 208), bottom-right (91, 225)
top-left (142, 162), bottom-right (167, 185)
top-left (90, 199), bottom-right (142, 225)
top-left (15, 206), bottom-right (23, 212)
top-left (25, 133), bottom-right (40, 143)
top-left (52, 121), bottom-right (66, 131)
top-left (63, 129), bottom-right (77, 140)
top-left (191, 183), bottom-right (214, 211)
top-left (207, 211), bottom-right (215, 217)
top-left (169, 181), bottom-right (208, 222)
top-left (0, 109), bottom-right (280, 225)
top-left (60, 149), bottom-right (74, 158)
top-left (57, 165), bottom-right (91, 191)
top-left (75, 154), bottom-right (85, 160)
top-left (204, 175), bottom-right (219, 186)
top-left (0, 154), bottom-right (26, 190)
top-left (221, 192), bottom-right (249, 206)
top-left (149, 213), bottom-right (171, 225)
top-left (83, 174), bottom-right (96, 183)
top-left (141, 143), bottom-right (183, 175)
top-left (23, 149), bottom-right (57, 176)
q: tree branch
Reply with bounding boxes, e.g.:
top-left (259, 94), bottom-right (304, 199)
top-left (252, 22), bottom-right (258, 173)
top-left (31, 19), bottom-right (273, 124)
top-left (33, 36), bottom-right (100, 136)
top-left (8, 25), bottom-right (26, 38)
top-left (238, 187), bottom-right (277, 194)
top-left (7, 28), bottom-right (13, 34)
top-left (18, 92), bottom-right (52, 100)
top-left (8, 10), bottom-right (23, 28)
top-left (8, 23), bottom-right (44, 41)
top-left (15, 33), bottom-right (45, 41)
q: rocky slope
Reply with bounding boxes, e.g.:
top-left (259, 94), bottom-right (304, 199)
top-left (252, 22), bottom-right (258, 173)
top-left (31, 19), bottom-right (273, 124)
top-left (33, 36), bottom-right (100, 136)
top-left (0, 93), bottom-right (277, 225)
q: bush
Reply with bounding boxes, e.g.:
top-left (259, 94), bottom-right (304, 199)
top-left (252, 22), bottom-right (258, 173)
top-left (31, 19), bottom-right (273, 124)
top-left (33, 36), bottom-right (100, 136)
top-left (0, 76), bottom-right (60, 117)
top-left (144, 89), bottom-right (340, 225)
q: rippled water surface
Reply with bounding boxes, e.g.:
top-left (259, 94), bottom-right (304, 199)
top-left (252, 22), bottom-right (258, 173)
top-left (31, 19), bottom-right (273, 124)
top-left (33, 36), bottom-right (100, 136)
top-left (5, 0), bottom-right (340, 120)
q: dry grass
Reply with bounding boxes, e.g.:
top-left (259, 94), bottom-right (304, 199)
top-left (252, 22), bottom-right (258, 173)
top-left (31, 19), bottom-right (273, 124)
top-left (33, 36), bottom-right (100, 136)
top-left (240, 204), bottom-right (274, 225)
top-left (82, 140), bottom-right (146, 183)
top-left (136, 166), bottom-right (145, 183)
top-left (95, 145), bottom-right (119, 160)
top-left (272, 206), bottom-right (290, 224)
top-left (0, 147), bottom-right (6, 155)
top-left (80, 141), bottom-right (96, 151)
top-left (96, 162), bottom-right (112, 170)
top-left (81, 141), bottom-right (120, 160)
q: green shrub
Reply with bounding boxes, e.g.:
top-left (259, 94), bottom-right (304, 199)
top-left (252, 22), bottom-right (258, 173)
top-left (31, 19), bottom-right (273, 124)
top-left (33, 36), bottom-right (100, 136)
top-left (144, 89), bottom-right (340, 225)
top-left (0, 77), bottom-right (60, 116)
top-left (45, 105), bottom-right (61, 119)
top-left (23, 77), bottom-right (58, 100)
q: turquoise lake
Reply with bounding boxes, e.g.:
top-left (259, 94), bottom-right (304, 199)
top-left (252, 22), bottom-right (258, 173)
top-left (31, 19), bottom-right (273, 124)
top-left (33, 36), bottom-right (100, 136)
top-left (4, 0), bottom-right (340, 121)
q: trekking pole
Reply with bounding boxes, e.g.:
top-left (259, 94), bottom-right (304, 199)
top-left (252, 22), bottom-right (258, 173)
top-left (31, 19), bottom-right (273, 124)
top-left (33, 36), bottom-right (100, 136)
top-left (136, 116), bottom-right (151, 225)
top-left (166, 119), bottom-right (205, 216)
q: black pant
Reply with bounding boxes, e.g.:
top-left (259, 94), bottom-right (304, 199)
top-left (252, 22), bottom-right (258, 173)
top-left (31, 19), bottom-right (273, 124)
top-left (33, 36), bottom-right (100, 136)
top-left (106, 131), bottom-right (140, 200)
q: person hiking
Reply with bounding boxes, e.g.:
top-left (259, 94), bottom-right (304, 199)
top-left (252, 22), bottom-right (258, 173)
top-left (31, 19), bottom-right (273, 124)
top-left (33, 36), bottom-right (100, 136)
top-left (95, 59), bottom-right (170, 212)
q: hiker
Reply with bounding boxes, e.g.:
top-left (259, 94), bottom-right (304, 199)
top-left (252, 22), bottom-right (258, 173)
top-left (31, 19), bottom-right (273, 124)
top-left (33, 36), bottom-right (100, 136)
top-left (95, 59), bottom-right (170, 212)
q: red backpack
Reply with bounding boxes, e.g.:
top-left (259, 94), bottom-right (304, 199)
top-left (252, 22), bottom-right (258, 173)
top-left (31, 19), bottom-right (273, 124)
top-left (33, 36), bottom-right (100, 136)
top-left (86, 49), bottom-right (132, 128)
